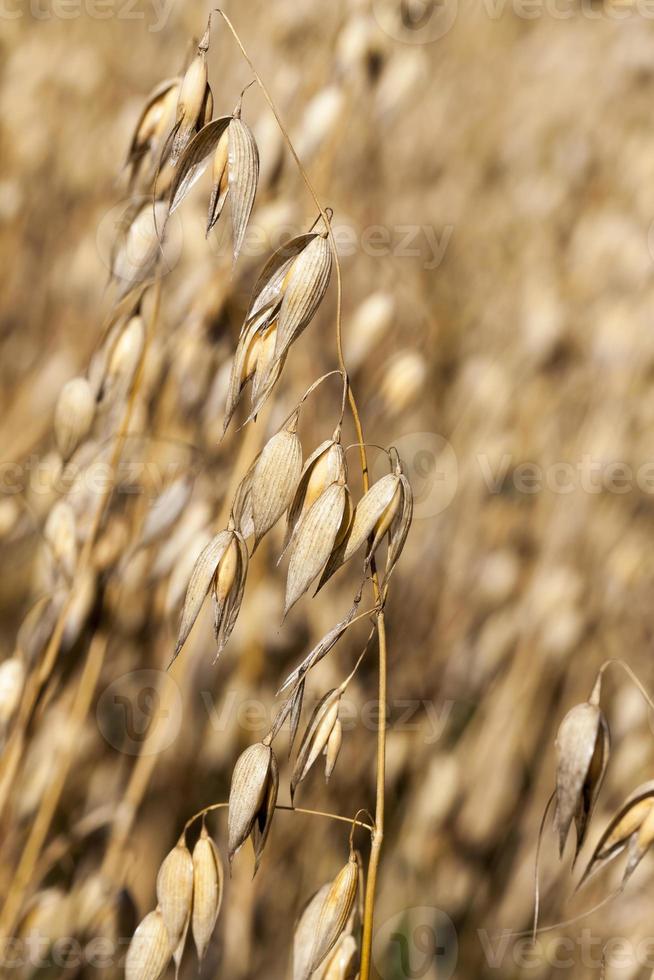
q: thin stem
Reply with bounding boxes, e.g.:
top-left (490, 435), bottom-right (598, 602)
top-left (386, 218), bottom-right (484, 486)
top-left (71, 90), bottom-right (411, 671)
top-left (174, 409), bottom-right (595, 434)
top-left (183, 801), bottom-right (374, 835)
top-left (339, 645), bottom-right (370, 692)
top-left (213, 15), bottom-right (389, 975)
top-left (597, 659), bottom-right (654, 714)
top-left (532, 791), bottom-right (555, 941)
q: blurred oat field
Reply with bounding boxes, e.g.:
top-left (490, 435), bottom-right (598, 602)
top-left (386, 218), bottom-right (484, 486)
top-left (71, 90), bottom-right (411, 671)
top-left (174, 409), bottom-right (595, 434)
top-left (4, 0), bottom-right (654, 978)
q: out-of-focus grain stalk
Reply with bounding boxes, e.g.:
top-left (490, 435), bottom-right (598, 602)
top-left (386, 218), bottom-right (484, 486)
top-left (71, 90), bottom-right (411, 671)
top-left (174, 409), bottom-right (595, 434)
top-left (101, 419), bottom-right (262, 887)
top-left (0, 632), bottom-right (107, 939)
top-left (0, 282), bottom-right (162, 826)
top-left (215, 15), bottom-right (388, 976)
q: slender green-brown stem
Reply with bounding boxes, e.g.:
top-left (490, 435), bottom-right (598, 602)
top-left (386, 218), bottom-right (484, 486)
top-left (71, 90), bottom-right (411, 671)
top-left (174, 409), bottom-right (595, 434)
top-left (214, 13), bottom-right (388, 976)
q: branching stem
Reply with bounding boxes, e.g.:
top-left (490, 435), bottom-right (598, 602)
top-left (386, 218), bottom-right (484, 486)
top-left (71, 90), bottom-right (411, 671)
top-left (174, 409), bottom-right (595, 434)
top-left (213, 15), bottom-right (389, 973)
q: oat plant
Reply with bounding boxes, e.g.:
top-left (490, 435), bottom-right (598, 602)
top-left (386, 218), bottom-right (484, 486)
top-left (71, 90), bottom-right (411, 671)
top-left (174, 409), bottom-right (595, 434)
top-left (532, 659), bottom-right (654, 948)
top-left (110, 11), bottom-right (414, 980)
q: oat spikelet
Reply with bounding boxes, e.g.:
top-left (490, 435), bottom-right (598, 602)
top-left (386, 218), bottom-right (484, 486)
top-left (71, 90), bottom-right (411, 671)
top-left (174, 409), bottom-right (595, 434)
top-left (578, 781), bottom-right (654, 889)
top-left (324, 718), bottom-right (343, 782)
top-left (172, 526), bottom-right (247, 664)
top-left (44, 501), bottom-right (78, 581)
top-left (322, 934), bottom-right (358, 979)
top-left (191, 826), bottom-right (224, 963)
top-left (223, 304), bottom-right (280, 434)
top-left (126, 77), bottom-right (180, 186)
top-left (211, 529), bottom-right (248, 660)
top-left (156, 837), bottom-right (194, 950)
top-left (317, 471), bottom-right (399, 590)
top-left (228, 740), bottom-right (278, 870)
top-left (171, 26), bottom-right (211, 165)
top-left (303, 856), bottom-right (359, 979)
top-left (251, 414), bottom-right (302, 548)
top-left (273, 231), bottom-right (332, 360)
top-left (285, 482), bottom-right (347, 617)
top-left (291, 689), bottom-right (342, 801)
top-left (234, 227), bottom-right (332, 398)
top-left (293, 884), bottom-right (331, 980)
top-left (0, 657), bottom-right (25, 733)
top-left (169, 117), bottom-right (227, 215)
top-left (173, 529), bottom-right (232, 662)
top-left (555, 681), bottom-right (609, 862)
top-left (125, 908), bottom-right (171, 980)
top-left (225, 112), bottom-right (259, 263)
top-left (112, 202), bottom-right (169, 300)
top-left (54, 377), bottom-right (95, 461)
top-left (139, 477), bottom-right (193, 549)
top-left (284, 437), bottom-right (346, 553)
top-left (384, 470), bottom-right (413, 583)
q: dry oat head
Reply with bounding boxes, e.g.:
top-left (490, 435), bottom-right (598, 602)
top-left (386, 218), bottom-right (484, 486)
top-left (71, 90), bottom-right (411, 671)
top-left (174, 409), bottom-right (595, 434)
top-left (555, 697), bottom-right (609, 860)
top-left (125, 908), bottom-right (171, 980)
top-left (304, 856), bottom-right (359, 979)
top-left (191, 826), bottom-right (224, 963)
top-left (228, 740), bottom-right (278, 868)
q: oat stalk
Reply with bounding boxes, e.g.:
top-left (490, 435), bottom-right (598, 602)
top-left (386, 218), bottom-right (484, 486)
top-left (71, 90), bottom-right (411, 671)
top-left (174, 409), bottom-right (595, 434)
top-left (213, 15), bottom-right (389, 973)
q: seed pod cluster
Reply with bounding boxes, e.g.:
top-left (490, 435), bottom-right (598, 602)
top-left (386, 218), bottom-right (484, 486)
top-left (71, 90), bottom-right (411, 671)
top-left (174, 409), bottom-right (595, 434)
top-left (126, 829), bottom-right (224, 979)
top-left (169, 103), bottom-right (259, 263)
top-left (224, 228), bottom-right (333, 431)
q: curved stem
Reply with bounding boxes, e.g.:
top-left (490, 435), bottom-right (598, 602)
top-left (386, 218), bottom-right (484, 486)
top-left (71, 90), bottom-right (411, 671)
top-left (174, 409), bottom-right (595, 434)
top-left (597, 659), bottom-right (654, 714)
top-left (214, 15), bottom-right (389, 975)
top-left (532, 791), bottom-right (555, 941)
top-left (183, 801), bottom-right (374, 835)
